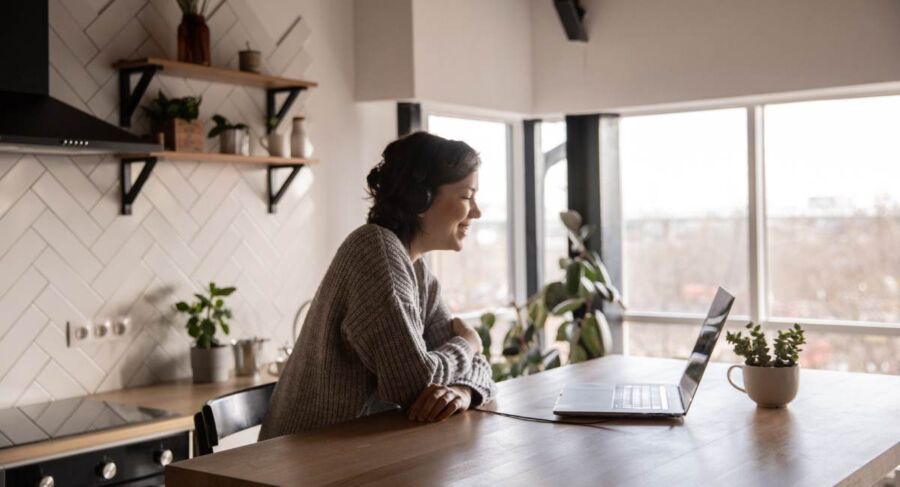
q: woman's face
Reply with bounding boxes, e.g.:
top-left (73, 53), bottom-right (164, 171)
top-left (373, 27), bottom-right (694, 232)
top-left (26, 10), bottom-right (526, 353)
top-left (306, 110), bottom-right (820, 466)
top-left (417, 170), bottom-right (481, 253)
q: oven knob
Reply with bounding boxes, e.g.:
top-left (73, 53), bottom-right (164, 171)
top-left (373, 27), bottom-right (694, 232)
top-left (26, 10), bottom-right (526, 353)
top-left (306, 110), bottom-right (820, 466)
top-left (38, 475), bottom-right (54, 487)
top-left (155, 448), bottom-right (174, 466)
top-left (97, 461), bottom-right (117, 480)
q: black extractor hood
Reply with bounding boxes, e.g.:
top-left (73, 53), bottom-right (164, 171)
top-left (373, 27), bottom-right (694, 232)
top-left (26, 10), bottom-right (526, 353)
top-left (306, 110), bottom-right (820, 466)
top-left (0, 2), bottom-right (159, 154)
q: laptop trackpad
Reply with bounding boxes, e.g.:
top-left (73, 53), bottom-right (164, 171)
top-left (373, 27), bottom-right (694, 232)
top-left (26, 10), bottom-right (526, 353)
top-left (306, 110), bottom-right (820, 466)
top-left (554, 384), bottom-right (614, 413)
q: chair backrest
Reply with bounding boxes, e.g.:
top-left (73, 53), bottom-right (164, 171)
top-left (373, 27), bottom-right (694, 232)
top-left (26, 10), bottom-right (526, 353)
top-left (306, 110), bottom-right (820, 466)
top-left (195, 382), bottom-right (276, 456)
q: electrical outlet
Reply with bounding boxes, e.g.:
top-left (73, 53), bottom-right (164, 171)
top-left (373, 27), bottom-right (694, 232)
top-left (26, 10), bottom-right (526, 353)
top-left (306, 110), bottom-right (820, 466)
top-left (66, 317), bottom-right (136, 348)
top-left (66, 321), bottom-right (93, 347)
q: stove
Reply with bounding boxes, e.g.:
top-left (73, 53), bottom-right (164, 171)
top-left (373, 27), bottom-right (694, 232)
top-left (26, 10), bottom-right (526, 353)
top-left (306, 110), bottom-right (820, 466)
top-left (0, 398), bottom-right (179, 450)
top-left (0, 398), bottom-right (189, 487)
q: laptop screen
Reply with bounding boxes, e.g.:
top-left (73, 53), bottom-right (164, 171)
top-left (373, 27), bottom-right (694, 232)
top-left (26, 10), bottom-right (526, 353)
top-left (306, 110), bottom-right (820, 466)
top-left (678, 287), bottom-right (735, 413)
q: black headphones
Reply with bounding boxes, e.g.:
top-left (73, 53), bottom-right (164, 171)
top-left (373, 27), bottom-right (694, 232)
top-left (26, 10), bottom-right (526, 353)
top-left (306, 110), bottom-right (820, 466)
top-left (407, 161), bottom-right (432, 214)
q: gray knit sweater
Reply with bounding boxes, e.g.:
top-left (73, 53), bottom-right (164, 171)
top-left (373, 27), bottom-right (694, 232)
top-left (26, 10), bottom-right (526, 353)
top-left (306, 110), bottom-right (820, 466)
top-left (259, 224), bottom-right (497, 438)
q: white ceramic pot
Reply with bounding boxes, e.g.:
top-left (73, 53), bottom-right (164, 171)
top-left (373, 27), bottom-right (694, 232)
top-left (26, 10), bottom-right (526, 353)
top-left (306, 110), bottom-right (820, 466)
top-left (727, 364), bottom-right (799, 408)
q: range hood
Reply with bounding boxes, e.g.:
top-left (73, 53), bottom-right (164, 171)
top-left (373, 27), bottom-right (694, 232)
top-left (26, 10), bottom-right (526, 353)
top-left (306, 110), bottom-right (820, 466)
top-left (0, 2), bottom-right (160, 155)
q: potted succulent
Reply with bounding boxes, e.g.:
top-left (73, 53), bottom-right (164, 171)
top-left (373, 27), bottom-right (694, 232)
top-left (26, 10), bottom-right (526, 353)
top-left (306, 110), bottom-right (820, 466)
top-left (175, 282), bottom-right (236, 383)
top-left (477, 210), bottom-right (624, 381)
top-left (208, 114), bottom-right (249, 155)
top-left (726, 323), bottom-right (806, 407)
top-left (143, 91), bottom-right (203, 152)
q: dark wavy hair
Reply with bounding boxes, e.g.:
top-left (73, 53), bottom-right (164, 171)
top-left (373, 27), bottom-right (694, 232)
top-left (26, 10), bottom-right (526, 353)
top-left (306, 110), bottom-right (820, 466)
top-left (366, 131), bottom-right (480, 245)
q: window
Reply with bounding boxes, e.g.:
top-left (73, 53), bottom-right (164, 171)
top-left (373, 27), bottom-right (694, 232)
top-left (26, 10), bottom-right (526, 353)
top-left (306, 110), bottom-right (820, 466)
top-left (620, 109), bottom-right (750, 316)
top-left (541, 121), bottom-right (567, 284)
top-left (765, 97), bottom-right (900, 323)
top-left (619, 96), bottom-right (900, 375)
top-left (426, 115), bottom-right (512, 313)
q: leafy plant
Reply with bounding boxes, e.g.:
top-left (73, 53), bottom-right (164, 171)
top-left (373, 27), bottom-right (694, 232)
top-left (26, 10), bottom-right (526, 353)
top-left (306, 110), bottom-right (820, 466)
top-left (174, 282), bottom-right (236, 349)
top-left (142, 91), bottom-right (202, 127)
top-left (478, 298), bottom-right (561, 382)
top-left (726, 323), bottom-right (806, 367)
top-left (177, 0), bottom-right (209, 15)
top-left (207, 114), bottom-right (249, 138)
top-left (477, 210), bottom-right (624, 381)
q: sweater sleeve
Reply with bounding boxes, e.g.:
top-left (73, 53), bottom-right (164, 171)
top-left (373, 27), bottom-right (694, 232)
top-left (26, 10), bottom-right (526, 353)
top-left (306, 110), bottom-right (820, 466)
top-left (421, 263), bottom-right (498, 407)
top-left (341, 229), bottom-right (477, 409)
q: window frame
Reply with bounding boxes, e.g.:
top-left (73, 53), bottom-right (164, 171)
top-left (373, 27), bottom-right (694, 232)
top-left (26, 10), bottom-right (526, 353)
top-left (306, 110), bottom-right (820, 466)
top-left (613, 98), bottom-right (900, 343)
top-left (421, 104), bottom-right (524, 319)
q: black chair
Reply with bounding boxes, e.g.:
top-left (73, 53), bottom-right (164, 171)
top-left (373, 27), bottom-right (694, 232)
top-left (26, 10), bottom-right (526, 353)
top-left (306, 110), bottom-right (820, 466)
top-left (194, 382), bottom-right (276, 456)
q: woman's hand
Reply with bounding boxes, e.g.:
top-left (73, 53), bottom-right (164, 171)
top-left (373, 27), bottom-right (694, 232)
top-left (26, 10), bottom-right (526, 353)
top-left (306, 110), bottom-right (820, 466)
top-left (451, 317), bottom-right (483, 355)
top-left (408, 384), bottom-right (473, 422)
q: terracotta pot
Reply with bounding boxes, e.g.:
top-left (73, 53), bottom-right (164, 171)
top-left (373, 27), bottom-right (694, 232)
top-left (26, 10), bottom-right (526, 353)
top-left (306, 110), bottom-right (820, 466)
top-left (727, 364), bottom-right (799, 408)
top-left (190, 345), bottom-right (232, 383)
top-left (177, 14), bottom-right (210, 66)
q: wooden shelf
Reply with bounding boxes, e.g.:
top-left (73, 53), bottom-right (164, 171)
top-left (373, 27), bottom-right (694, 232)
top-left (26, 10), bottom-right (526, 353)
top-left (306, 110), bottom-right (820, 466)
top-left (114, 57), bottom-right (318, 90)
top-left (118, 151), bottom-right (318, 166)
top-left (118, 151), bottom-right (314, 215)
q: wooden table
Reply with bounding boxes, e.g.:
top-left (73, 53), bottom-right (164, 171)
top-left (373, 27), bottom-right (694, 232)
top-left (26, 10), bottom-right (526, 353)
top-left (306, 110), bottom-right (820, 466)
top-left (165, 355), bottom-right (900, 486)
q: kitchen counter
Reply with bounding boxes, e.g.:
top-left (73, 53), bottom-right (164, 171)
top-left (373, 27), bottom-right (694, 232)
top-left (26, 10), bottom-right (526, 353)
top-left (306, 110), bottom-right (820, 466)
top-left (0, 372), bottom-right (276, 466)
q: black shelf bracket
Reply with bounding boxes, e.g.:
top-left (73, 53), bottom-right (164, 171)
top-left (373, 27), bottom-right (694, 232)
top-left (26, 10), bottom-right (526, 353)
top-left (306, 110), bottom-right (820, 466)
top-left (119, 65), bottom-right (160, 127)
top-left (266, 87), bottom-right (305, 134)
top-left (267, 164), bottom-right (305, 213)
top-left (120, 156), bottom-right (158, 215)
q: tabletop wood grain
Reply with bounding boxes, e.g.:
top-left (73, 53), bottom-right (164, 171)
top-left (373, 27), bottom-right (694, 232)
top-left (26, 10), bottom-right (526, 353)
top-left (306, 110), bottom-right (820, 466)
top-left (166, 355), bottom-right (900, 487)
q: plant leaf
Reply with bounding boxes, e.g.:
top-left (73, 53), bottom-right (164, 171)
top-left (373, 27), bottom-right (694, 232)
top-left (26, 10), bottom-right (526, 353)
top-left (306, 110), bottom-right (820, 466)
top-left (570, 344), bottom-right (588, 363)
top-left (560, 210), bottom-right (582, 232)
top-left (543, 282), bottom-right (568, 311)
top-left (565, 261), bottom-right (582, 295)
top-left (581, 314), bottom-right (602, 356)
top-left (175, 301), bottom-right (190, 312)
top-left (594, 311), bottom-right (613, 356)
top-left (551, 298), bottom-right (585, 315)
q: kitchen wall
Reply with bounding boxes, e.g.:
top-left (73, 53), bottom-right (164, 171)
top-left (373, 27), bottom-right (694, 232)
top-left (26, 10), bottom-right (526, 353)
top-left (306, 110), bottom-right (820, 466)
top-left (0, 0), bottom-right (369, 408)
top-left (531, 0), bottom-right (900, 113)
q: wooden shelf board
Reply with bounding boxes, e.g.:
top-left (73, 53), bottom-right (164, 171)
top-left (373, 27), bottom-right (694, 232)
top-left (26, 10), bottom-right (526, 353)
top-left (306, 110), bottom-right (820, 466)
top-left (120, 151), bottom-right (317, 166)
top-left (114, 57), bottom-right (318, 89)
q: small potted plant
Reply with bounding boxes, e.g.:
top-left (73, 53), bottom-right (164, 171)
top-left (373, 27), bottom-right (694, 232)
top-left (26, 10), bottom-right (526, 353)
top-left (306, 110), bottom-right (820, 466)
top-left (726, 323), bottom-right (806, 408)
top-left (175, 282), bottom-right (236, 383)
top-left (143, 91), bottom-right (203, 152)
top-left (208, 114), bottom-right (249, 155)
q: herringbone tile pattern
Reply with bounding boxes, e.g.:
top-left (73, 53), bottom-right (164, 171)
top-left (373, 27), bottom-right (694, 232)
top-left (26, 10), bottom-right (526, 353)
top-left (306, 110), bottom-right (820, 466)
top-left (0, 0), bottom-right (317, 407)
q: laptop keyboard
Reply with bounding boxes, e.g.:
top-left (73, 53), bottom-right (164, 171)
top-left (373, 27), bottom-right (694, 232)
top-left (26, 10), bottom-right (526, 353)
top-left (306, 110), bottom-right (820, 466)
top-left (614, 385), bottom-right (668, 410)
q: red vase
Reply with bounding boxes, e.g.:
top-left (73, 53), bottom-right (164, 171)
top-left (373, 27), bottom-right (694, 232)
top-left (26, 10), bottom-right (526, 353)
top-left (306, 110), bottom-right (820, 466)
top-left (177, 14), bottom-right (210, 66)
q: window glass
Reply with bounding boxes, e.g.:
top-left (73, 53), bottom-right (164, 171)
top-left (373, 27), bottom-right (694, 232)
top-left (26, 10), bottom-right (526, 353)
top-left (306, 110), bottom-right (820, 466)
top-left (620, 109), bottom-right (750, 316)
top-left (765, 96), bottom-right (900, 323)
top-left (627, 321), bottom-right (899, 374)
top-left (541, 121), bottom-right (568, 284)
top-left (427, 115), bottom-right (511, 312)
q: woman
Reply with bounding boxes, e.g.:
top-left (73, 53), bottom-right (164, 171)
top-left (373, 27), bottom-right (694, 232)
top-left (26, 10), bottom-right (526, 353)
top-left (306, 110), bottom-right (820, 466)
top-left (260, 131), bottom-right (497, 438)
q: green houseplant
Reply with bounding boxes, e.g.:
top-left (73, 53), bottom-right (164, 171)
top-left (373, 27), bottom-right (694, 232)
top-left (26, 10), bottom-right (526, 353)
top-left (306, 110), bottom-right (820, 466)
top-left (726, 323), bottom-right (806, 407)
top-left (175, 282), bottom-right (236, 383)
top-left (208, 114), bottom-right (249, 155)
top-left (143, 91), bottom-right (204, 152)
top-left (478, 210), bottom-right (624, 381)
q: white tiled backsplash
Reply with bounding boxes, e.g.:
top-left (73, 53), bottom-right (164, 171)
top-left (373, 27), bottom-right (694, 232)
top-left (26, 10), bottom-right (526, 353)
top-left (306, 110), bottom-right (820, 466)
top-left (0, 0), bottom-right (318, 407)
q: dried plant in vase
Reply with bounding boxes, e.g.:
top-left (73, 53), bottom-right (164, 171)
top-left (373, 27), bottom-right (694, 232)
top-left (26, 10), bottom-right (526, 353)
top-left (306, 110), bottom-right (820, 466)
top-left (177, 0), bottom-right (211, 65)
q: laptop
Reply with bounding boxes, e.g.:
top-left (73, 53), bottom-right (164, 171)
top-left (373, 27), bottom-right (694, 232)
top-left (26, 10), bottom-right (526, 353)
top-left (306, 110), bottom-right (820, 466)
top-left (553, 287), bottom-right (735, 418)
